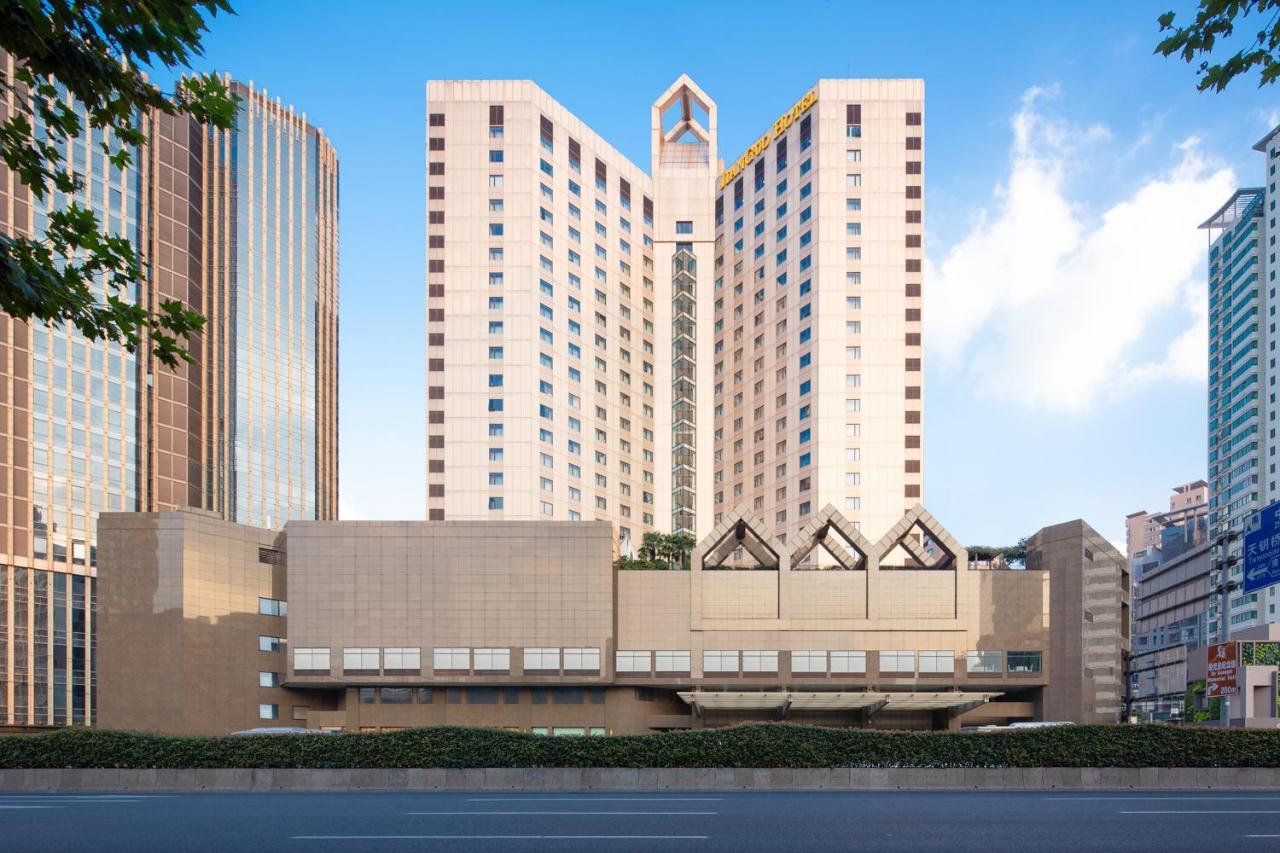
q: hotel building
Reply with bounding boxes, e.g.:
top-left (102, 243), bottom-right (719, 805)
top-left (0, 63), bottom-right (339, 728)
top-left (425, 77), bottom-right (923, 547)
top-left (95, 505), bottom-right (1128, 736)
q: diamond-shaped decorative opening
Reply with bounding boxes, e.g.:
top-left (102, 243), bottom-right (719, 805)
top-left (878, 520), bottom-right (957, 571)
top-left (654, 76), bottom-right (713, 169)
top-left (702, 517), bottom-right (780, 571)
top-left (790, 510), bottom-right (869, 571)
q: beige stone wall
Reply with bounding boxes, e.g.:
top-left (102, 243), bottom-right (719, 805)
top-left (285, 519), bottom-right (616, 679)
top-left (96, 511), bottom-right (329, 735)
top-left (1031, 519), bottom-right (1129, 724)
top-left (95, 508), bottom-right (1109, 736)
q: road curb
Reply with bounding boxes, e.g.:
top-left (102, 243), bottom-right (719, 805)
top-left (0, 767), bottom-right (1278, 791)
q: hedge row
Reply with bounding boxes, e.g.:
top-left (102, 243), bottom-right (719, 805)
top-left (3, 724), bottom-right (1280, 769)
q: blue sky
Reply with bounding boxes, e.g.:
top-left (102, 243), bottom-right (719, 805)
top-left (187, 0), bottom-right (1279, 547)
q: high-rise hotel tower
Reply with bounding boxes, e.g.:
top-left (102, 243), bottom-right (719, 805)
top-left (0, 60), bottom-right (339, 727)
top-left (425, 77), bottom-right (923, 550)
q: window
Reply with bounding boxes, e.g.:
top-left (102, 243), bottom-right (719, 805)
top-left (381, 687), bottom-right (412, 704)
top-left (742, 650), bottom-right (778, 672)
top-left (488, 496), bottom-right (504, 510)
top-left (879, 651), bottom-right (915, 673)
top-left (564, 647), bottom-right (601, 671)
top-left (1007, 651), bottom-right (1043, 673)
top-left (703, 650), bottom-right (739, 673)
top-left (258, 597), bottom-right (286, 617)
top-left (525, 647), bottom-right (561, 671)
top-left (656, 650), bottom-right (691, 672)
top-left (474, 648), bottom-right (511, 671)
top-left (830, 651), bottom-right (866, 674)
top-left (259, 636), bottom-right (283, 653)
top-left (294, 648), bottom-right (330, 671)
top-left (967, 651), bottom-right (1002, 673)
top-left (258, 704), bottom-right (279, 720)
top-left (791, 651), bottom-right (826, 674)
top-left (258, 671), bottom-right (280, 688)
top-left (919, 651), bottom-right (954, 674)
top-left (343, 648), bottom-right (380, 671)
top-left (433, 648), bottom-right (470, 670)
top-left (676, 220), bottom-right (693, 234)
top-left (384, 647), bottom-right (421, 671)
top-left (616, 651), bottom-right (651, 673)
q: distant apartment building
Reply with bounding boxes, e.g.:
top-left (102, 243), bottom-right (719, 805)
top-left (1125, 479), bottom-right (1208, 565)
top-left (1204, 122), bottom-right (1280, 637)
top-left (424, 77), bottom-right (924, 547)
top-left (1128, 540), bottom-right (1211, 721)
top-left (0, 63), bottom-right (338, 728)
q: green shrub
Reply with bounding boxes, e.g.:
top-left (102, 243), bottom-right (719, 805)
top-left (2, 724), bottom-right (1280, 769)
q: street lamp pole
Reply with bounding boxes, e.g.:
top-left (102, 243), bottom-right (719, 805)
top-left (1213, 530), bottom-right (1241, 644)
top-left (1212, 529), bottom-right (1240, 727)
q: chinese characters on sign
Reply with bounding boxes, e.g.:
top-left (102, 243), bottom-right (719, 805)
top-left (1244, 500), bottom-right (1280, 594)
top-left (1206, 641), bottom-right (1239, 698)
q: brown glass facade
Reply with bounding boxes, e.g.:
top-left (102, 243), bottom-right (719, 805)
top-left (0, 59), bottom-right (338, 727)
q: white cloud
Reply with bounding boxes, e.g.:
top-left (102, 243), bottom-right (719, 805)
top-left (1255, 106), bottom-right (1280, 132)
top-left (338, 496), bottom-right (367, 521)
top-left (927, 87), bottom-right (1236, 415)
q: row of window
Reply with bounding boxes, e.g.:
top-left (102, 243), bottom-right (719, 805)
top-left (290, 647), bottom-right (1041, 676)
top-left (293, 646), bottom-right (604, 674)
top-left (356, 686), bottom-right (606, 707)
top-left (621, 649), bottom-right (1039, 675)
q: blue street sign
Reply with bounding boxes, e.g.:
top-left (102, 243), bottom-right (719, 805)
top-left (1244, 501), bottom-right (1280, 594)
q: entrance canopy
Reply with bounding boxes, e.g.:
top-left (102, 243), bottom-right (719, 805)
top-left (676, 690), bottom-right (1000, 717)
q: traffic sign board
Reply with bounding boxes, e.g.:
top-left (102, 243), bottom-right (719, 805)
top-left (1206, 641), bottom-right (1239, 698)
top-left (1244, 501), bottom-right (1280, 594)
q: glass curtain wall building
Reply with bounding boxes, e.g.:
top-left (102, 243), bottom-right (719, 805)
top-left (205, 82), bottom-right (340, 529)
top-left (0, 60), bottom-right (338, 727)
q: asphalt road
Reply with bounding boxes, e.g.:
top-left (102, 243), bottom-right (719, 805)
top-left (3, 790), bottom-right (1280, 852)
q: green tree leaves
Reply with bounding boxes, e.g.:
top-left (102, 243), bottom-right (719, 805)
top-left (0, 0), bottom-right (238, 367)
top-left (1157, 0), bottom-right (1280, 92)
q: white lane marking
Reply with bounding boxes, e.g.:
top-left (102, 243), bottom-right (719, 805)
top-left (1052, 797), bottom-right (1280, 801)
top-left (0, 806), bottom-right (64, 810)
top-left (0, 794), bottom-right (145, 799)
top-left (1246, 835), bottom-right (1280, 838)
top-left (294, 835), bottom-right (709, 841)
top-left (0, 795), bottom-right (167, 800)
top-left (1122, 810), bottom-right (1280, 814)
top-left (467, 797), bottom-right (723, 802)
top-left (407, 811), bottom-right (717, 815)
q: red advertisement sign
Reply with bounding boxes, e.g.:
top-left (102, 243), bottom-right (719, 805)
top-left (1206, 641), bottom-right (1239, 698)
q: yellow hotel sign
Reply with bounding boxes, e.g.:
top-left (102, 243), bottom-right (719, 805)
top-left (718, 89), bottom-right (818, 190)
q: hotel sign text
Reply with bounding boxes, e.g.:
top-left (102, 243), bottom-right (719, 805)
top-left (718, 89), bottom-right (817, 190)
